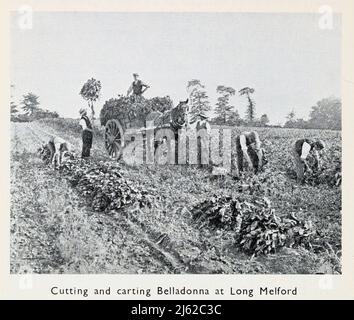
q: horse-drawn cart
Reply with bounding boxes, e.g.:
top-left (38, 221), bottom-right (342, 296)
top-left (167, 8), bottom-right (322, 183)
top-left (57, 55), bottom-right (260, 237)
top-left (100, 96), bottom-right (189, 159)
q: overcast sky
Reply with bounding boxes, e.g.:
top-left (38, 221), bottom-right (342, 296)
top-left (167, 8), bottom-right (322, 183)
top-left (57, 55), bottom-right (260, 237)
top-left (10, 12), bottom-right (341, 125)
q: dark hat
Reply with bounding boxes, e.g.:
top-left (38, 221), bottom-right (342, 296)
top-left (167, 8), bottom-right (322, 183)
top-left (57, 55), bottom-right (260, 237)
top-left (133, 73), bottom-right (139, 77)
top-left (315, 139), bottom-right (325, 149)
top-left (79, 108), bottom-right (87, 116)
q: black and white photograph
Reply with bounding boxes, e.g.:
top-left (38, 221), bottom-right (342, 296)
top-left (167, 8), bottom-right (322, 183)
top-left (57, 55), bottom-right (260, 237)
top-left (9, 9), bottom-right (342, 276)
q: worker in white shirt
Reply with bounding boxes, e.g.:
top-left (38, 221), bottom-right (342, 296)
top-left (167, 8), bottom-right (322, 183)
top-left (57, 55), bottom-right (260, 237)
top-left (79, 108), bottom-right (93, 158)
top-left (293, 138), bottom-right (325, 182)
top-left (235, 131), bottom-right (265, 174)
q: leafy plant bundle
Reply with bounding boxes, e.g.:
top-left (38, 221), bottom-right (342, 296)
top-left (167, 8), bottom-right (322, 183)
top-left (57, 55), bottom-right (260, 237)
top-left (37, 148), bottom-right (154, 212)
top-left (192, 195), bottom-right (315, 255)
top-left (58, 159), bottom-right (154, 212)
top-left (100, 96), bottom-right (174, 127)
top-left (304, 146), bottom-right (341, 187)
top-left (285, 146), bottom-right (341, 187)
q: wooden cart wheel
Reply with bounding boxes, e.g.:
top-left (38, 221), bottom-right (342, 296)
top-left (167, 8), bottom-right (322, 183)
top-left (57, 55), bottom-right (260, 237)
top-left (105, 119), bottom-right (124, 159)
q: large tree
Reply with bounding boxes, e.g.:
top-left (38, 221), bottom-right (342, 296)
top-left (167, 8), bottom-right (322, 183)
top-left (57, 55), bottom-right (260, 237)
top-left (308, 97), bottom-right (341, 130)
top-left (214, 85), bottom-right (236, 125)
top-left (239, 87), bottom-right (256, 123)
top-left (79, 78), bottom-right (102, 121)
top-left (228, 109), bottom-right (243, 126)
top-left (287, 110), bottom-right (296, 122)
top-left (187, 79), bottom-right (211, 121)
top-left (260, 114), bottom-right (270, 126)
top-left (21, 92), bottom-right (40, 115)
top-left (284, 110), bottom-right (296, 128)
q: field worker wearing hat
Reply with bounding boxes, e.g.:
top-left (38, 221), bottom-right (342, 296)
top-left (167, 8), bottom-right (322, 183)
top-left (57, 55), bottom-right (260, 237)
top-left (293, 138), bottom-right (325, 182)
top-left (79, 108), bottom-right (93, 158)
top-left (235, 131), bottom-right (265, 174)
top-left (126, 73), bottom-right (150, 102)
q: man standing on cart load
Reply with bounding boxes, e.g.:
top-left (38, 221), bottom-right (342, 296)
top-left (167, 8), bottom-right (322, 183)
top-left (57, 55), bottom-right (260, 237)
top-left (126, 73), bottom-right (150, 102)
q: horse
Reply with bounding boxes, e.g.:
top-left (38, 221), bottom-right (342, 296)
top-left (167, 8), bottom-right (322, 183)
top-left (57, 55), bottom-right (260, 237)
top-left (149, 98), bottom-right (190, 130)
top-left (147, 98), bottom-right (210, 132)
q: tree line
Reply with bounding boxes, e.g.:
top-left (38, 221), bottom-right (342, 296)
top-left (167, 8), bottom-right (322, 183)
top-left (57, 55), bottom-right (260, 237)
top-left (10, 85), bottom-right (59, 122)
top-left (187, 80), bottom-right (269, 127)
top-left (11, 78), bottom-right (341, 130)
top-left (284, 97), bottom-right (341, 130)
top-left (187, 79), bottom-right (341, 130)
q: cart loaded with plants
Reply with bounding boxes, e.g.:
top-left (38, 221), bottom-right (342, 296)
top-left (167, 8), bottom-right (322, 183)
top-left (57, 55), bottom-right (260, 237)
top-left (100, 95), bottom-right (189, 159)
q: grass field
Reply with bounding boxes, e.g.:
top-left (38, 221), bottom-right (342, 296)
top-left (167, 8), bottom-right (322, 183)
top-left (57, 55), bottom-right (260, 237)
top-left (10, 118), bottom-right (341, 274)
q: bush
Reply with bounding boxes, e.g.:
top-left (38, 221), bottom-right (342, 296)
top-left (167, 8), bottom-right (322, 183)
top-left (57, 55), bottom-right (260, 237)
top-left (32, 109), bottom-right (59, 120)
top-left (11, 113), bottom-right (32, 122)
top-left (11, 109), bottom-right (59, 122)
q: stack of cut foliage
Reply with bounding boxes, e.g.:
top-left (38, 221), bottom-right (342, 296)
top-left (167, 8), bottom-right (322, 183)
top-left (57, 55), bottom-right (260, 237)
top-left (59, 159), bottom-right (154, 212)
top-left (285, 146), bottom-right (342, 188)
top-left (37, 148), bottom-right (154, 212)
top-left (192, 195), bottom-right (315, 256)
top-left (100, 96), bottom-right (174, 127)
top-left (304, 146), bottom-right (341, 187)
